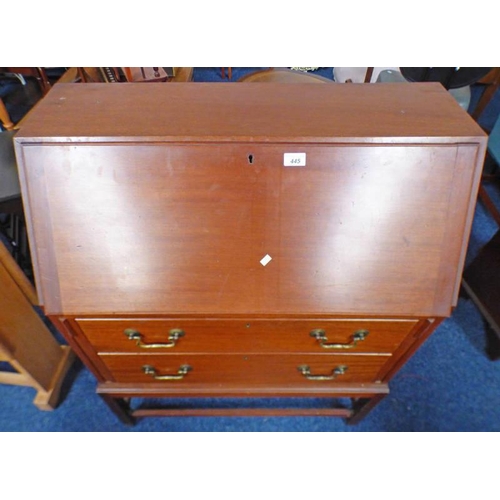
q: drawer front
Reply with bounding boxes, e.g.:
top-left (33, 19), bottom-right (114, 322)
top-left (99, 353), bottom-right (390, 386)
top-left (76, 318), bottom-right (418, 354)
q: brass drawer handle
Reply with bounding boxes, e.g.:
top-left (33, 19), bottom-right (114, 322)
top-left (142, 364), bottom-right (192, 380)
top-left (124, 328), bottom-right (185, 349)
top-left (310, 329), bottom-right (369, 349)
top-left (297, 364), bottom-right (348, 381)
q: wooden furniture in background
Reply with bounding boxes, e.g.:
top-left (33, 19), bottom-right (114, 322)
top-left (462, 114), bottom-right (500, 359)
top-left (221, 67), bottom-right (232, 79)
top-left (0, 127), bottom-right (75, 409)
top-left (471, 68), bottom-right (500, 121)
top-left (121, 67), bottom-right (175, 82)
top-left (0, 98), bottom-right (14, 130)
top-left (14, 82), bottom-right (486, 424)
top-left (0, 130), bottom-right (31, 273)
top-left (238, 68), bottom-right (331, 83)
top-left (0, 67), bottom-right (52, 95)
top-left (0, 241), bottom-right (75, 409)
top-left (463, 230), bottom-right (500, 360)
top-left (364, 67), bottom-right (374, 83)
top-left (58, 67), bottom-right (194, 84)
top-left (479, 114), bottom-right (500, 223)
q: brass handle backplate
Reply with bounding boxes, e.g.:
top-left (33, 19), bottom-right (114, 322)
top-left (310, 329), bottom-right (369, 349)
top-left (297, 364), bottom-right (348, 381)
top-left (125, 328), bottom-right (185, 349)
top-left (142, 364), bottom-right (192, 380)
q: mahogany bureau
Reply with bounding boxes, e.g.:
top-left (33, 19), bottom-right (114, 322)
top-left (14, 82), bottom-right (486, 424)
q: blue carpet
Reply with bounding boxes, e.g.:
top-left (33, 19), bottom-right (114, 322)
top-left (1, 67), bottom-right (500, 431)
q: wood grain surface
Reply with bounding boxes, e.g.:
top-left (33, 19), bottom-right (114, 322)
top-left (99, 352), bottom-right (390, 385)
top-left (15, 82), bottom-right (484, 143)
top-left (17, 142), bottom-right (483, 317)
top-left (75, 317), bottom-right (418, 354)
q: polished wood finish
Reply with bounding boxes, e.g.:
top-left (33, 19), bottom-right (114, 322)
top-left (99, 353), bottom-right (390, 384)
top-left (16, 142), bottom-right (480, 318)
top-left (131, 408), bottom-right (353, 417)
top-left (97, 380), bottom-right (390, 398)
top-left (15, 82), bottom-right (483, 141)
top-left (14, 83), bottom-right (486, 423)
top-left (99, 382), bottom-right (389, 424)
top-left (76, 318), bottom-right (418, 354)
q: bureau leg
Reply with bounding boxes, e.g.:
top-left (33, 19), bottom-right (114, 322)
top-left (346, 394), bottom-right (387, 425)
top-left (99, 394), bottom-right (136, 425)
top-left (485, 323), bottom-right (500, 361)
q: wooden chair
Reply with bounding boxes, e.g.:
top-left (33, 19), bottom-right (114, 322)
top-left (476, 113), bottom-right (500, 224)
top-left (0, 97), bottom-right (15, 131)
top-left (462, 114), bottom-right (500, 359)
top-left (471, 68), bottom-right (500, 121)
top-left (221, 68), bottom-right (232, 79)
top-left (58, 68), bottom-right (194, 84)
top-left (0, 67), bottom-right (52, 95)
top-left (0, 242), bottom-right (75, 409)
top-left (0, 128), bottom-right (75, 409)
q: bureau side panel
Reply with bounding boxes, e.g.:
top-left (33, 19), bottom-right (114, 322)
top-left (14, 142), bottom-right (61, 308)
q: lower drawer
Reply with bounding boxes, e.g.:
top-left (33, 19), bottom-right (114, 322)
top-left (76, 318), bottom-right (418, 354)
top-left (99, 353), bottom-right (391, 386)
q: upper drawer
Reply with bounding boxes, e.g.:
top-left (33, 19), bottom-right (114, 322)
top-left (75, 318), bottom-right (418, 354)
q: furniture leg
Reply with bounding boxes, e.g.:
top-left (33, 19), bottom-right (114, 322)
top-left (471, 68), bottom-right (500, 121)
top-left (347, 393), bottom-right (388, 425)
top-left (462, 229), bottom-right (500, 360)
top-left (485, 324), bottom-right (500, 361)
top-left (478, 183), bottom-right (500, 226)
top-left (32, 346), bottom-right (75, 410)
top-left (0, 98), bottom-right (15, 130)
top-left (34, 68), bottom-right (51, 95)
top-left (98, 394), bottom-right (136, 425)
top-left (472, 83), bottom-right (499, 121)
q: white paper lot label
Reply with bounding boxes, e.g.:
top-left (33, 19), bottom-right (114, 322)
top-left (284, 153), bottom-right (306, 167)
top-left (260, 254), bottom-right (272, 266)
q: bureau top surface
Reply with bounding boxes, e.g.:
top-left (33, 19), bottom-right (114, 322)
top-left (15, 82), bottom-right (484, 143)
